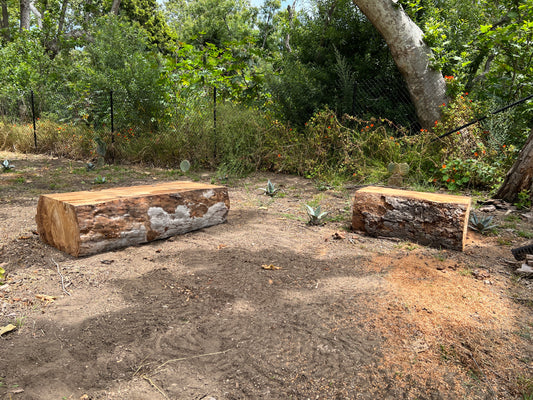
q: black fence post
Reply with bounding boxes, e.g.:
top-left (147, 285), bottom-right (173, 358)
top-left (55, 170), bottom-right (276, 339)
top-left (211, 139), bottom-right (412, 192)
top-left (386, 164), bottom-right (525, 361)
top-left (110, 90), bottom-right (115, 143)
top-left (31, 90), bottom-right (37, 149)
top-left (213, 86), bottom-right (217, 159)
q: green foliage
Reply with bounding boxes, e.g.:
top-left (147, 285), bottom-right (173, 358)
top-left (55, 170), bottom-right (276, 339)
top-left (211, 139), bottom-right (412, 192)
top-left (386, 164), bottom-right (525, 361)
top-left (0, 265), bottom-right (5, 283)
top-left (469, 213), bottom-right (498, 234)
top-left (180, 160), bottom-right (191, 173)
top-left (431, 94), bottom-right (518, 191)
top-left (305, 204), bottom-right (328, 226)
top-left (515, 190), bottom-right (532, 210)
top-left (93, 176), bottom-right (107, 184)
top-left (2, 160), bottom-right (14, 172)
top-left (260, 179), bottom-right (278, 196)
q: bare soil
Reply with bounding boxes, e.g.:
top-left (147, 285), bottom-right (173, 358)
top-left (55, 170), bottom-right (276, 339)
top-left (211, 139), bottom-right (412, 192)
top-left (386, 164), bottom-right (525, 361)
top-left (0, 151), bottom-right (532, 400)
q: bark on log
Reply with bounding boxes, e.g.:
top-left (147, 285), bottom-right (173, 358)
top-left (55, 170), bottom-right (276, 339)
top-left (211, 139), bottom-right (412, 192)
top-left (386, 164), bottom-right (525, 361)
top-left (36, 181), bottom-right (230, 257)
top-left (352, 186), bottom-right (471, 251)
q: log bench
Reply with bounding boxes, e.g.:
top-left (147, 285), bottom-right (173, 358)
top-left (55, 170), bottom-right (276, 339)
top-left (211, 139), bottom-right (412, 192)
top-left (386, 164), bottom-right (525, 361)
top-left (36, 181), bottom-right (230, 257)
top-left (352, 186), bottom-right (471, 251)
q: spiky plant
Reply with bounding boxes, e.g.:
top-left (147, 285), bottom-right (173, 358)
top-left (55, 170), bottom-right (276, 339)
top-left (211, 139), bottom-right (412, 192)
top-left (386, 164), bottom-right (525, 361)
top-left (305, 204), bottom-right (328, 225)
top-left (260, 180), bottom-right (279, 197)
top-left (469, 212), bottom-right (498, 234)
top-left (2, 160), bottom-right (14, 172)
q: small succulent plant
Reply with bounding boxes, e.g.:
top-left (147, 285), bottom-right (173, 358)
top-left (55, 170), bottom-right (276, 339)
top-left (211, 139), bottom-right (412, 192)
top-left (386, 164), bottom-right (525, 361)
top-left (305, 204), bottom-right (328, 225)
top-left (180, 160), bottom-right (191, 173)
top-left (86, 162), bottom-right (96, 171)
top-left (2, 160), bottom-right (14, 171)
top-left (260, 180), bottom-right (279, 197)
top-left (93, 175), bottom-right (107, 184)
top-left (469, 212), bottom-right (498, 234)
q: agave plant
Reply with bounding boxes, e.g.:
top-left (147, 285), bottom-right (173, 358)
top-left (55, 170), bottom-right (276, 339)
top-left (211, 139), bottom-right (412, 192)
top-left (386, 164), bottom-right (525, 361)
top-left (305, 204), bottom-right (328, 225)
top-left (469, 212), bottom-right (498, 234)
top-left (2, 160), bottom-right (14, 172)
top-left (260, 180), bottom-right (279, 197)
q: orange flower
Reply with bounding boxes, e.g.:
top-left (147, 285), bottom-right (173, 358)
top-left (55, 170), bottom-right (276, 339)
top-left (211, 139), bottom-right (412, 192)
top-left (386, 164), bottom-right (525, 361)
top-left (327, 126), bottom-right (331, 129)
top-left (503, 144), bottom-right (506, 148)
top-left (474, 152), bottom-right (478, 157)
top-left (370, 124), bottom-right (374, 127)
top-left (278, 154), bottom-right (281, 157)
top-left (442, 164), bottom-right (446, 169)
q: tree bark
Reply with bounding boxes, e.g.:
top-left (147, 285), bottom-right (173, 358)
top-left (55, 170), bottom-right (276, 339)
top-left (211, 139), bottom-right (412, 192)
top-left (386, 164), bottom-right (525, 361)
top-left (1, 0), bottom-right (9, 41)
top-left (352, 186), bottom-right (471, 251)
top-left (29, 0), bottom-right (41, 28)
top-left (36, 182), bottom-right (230, 257)
top-left (495, 130), bottom-right (533, 205)
top-left (352, 0), bottom-right (447, 129)
top-left (110, 0), bottom-right (121, 15)
top-left (19, 0), bottom-right (30, 31)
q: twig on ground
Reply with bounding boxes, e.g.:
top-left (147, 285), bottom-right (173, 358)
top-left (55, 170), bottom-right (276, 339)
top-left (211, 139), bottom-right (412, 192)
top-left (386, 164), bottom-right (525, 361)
top-left (141, 374), bottom-right (169, 399)
top-left (52, 258), bottom-right (70, 296)
top-left (152, 348), bottom-right (233, 375)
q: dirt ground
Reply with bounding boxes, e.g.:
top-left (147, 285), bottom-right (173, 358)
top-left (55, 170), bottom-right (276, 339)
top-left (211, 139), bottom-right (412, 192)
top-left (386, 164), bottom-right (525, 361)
top-left (0, 151), bottom-right (532, 400)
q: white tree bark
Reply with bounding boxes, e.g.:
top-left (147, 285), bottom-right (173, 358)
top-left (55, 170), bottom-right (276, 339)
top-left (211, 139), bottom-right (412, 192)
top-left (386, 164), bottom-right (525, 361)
top-left (29, 0), bottom-right (41, 29)
top-left (353, 0), bottom-right (447, 129)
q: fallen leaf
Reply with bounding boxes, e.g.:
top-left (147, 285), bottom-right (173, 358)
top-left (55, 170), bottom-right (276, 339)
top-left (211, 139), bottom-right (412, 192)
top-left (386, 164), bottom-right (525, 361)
top-left (18, 235), bottom-right (31, 240)
top-left (36, 294), bottom-right (57, 305)
top-left (217, 244), bottom-right (227, 250)
top-left (262, 264), bottom-right (281, 270)
top-left (0, 323), bottom-right (17, 336)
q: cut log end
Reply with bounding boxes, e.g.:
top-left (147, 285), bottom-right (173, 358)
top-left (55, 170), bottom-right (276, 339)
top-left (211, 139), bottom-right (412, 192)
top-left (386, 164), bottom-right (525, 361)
top-left (36, 181), bottom-right (230, 257)
top-left (352, 186), bottom-right (471, 251)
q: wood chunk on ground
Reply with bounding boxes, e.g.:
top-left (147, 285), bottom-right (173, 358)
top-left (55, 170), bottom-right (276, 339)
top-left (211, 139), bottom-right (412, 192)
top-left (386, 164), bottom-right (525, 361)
top-left (36, 181), bottom-right (230, 257)
top-left (352, 186), bottom-right (471, 251)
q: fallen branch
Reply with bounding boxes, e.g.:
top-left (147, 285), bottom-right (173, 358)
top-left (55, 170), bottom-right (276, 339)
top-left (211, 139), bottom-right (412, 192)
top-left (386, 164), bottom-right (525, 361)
top-left (141, 374), bottom-right (169, 399)
top-left (152, 349), bottom-right (233, 375)
top-left (52, 258), bottom-right (70, 296)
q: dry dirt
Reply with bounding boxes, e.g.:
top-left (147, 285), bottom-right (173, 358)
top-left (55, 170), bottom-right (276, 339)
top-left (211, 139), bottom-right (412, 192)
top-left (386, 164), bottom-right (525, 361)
top-left (0, 151), bottom-right (532, 400)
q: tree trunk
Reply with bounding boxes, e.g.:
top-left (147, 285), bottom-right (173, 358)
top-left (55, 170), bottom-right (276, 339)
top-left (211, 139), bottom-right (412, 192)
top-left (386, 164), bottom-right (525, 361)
top-left (19, 0), bottom-right (30, 31)
top-left (29, 0), bottom-right (41, 28)
top-left (352, 186), bottom-right (471, 251)
top-left (1, 0), bottom-right (9, 41)
top-left (110, 0), bottom-right (121, 15)
top-left (36, 181), bottom-right (230, 257)
top-left (352, 0), bottom-right (447, 129)
top-left (495, 130), bottom-right (533, 205)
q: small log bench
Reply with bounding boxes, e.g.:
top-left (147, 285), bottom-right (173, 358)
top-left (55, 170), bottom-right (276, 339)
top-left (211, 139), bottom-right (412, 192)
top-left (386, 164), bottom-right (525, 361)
top-left (352, 186), bottom-right (471, 251)
top-left (36, 181), bottom-right (230, 257)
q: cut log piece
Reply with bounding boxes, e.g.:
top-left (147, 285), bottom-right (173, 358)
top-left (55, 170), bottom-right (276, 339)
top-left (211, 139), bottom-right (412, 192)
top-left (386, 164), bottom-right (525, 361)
top-left (352, 186), bottom-right (471, 251)
top-left (36, 181), bottom-right (230, 257)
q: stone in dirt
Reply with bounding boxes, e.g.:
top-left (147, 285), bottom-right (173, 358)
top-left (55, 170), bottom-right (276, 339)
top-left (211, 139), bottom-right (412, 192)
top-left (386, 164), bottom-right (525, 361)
top-left (352, 186), bottom-right (471, 251)
top-left (36, 181), bottom-right (230, 257)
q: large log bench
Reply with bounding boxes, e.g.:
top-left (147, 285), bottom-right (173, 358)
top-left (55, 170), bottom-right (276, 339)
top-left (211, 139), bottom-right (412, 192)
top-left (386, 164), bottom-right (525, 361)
top-left (36, 181), bottom-right (230, 257)
top-left (352, 186), bottom-right (471, 251)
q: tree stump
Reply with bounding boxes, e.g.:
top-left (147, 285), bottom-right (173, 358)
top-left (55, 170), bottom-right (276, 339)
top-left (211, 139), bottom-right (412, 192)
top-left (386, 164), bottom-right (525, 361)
top-left (36, 181), bottom-right (230, 257)
top-left (352, 186), bottom-right (471, 251)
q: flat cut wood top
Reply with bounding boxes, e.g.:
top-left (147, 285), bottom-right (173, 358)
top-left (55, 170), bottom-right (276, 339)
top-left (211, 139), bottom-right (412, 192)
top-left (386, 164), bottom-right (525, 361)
top-left (40, 181), bottom-right (226, 206)
top-left (358, 186), bottom-right (471, 205)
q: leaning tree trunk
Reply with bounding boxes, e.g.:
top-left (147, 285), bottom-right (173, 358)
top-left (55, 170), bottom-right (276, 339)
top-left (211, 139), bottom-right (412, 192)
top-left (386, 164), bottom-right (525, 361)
top-left (352, 0), bottom-right (447, 129)
top-left (495, 130), bottom-right (533, 206)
